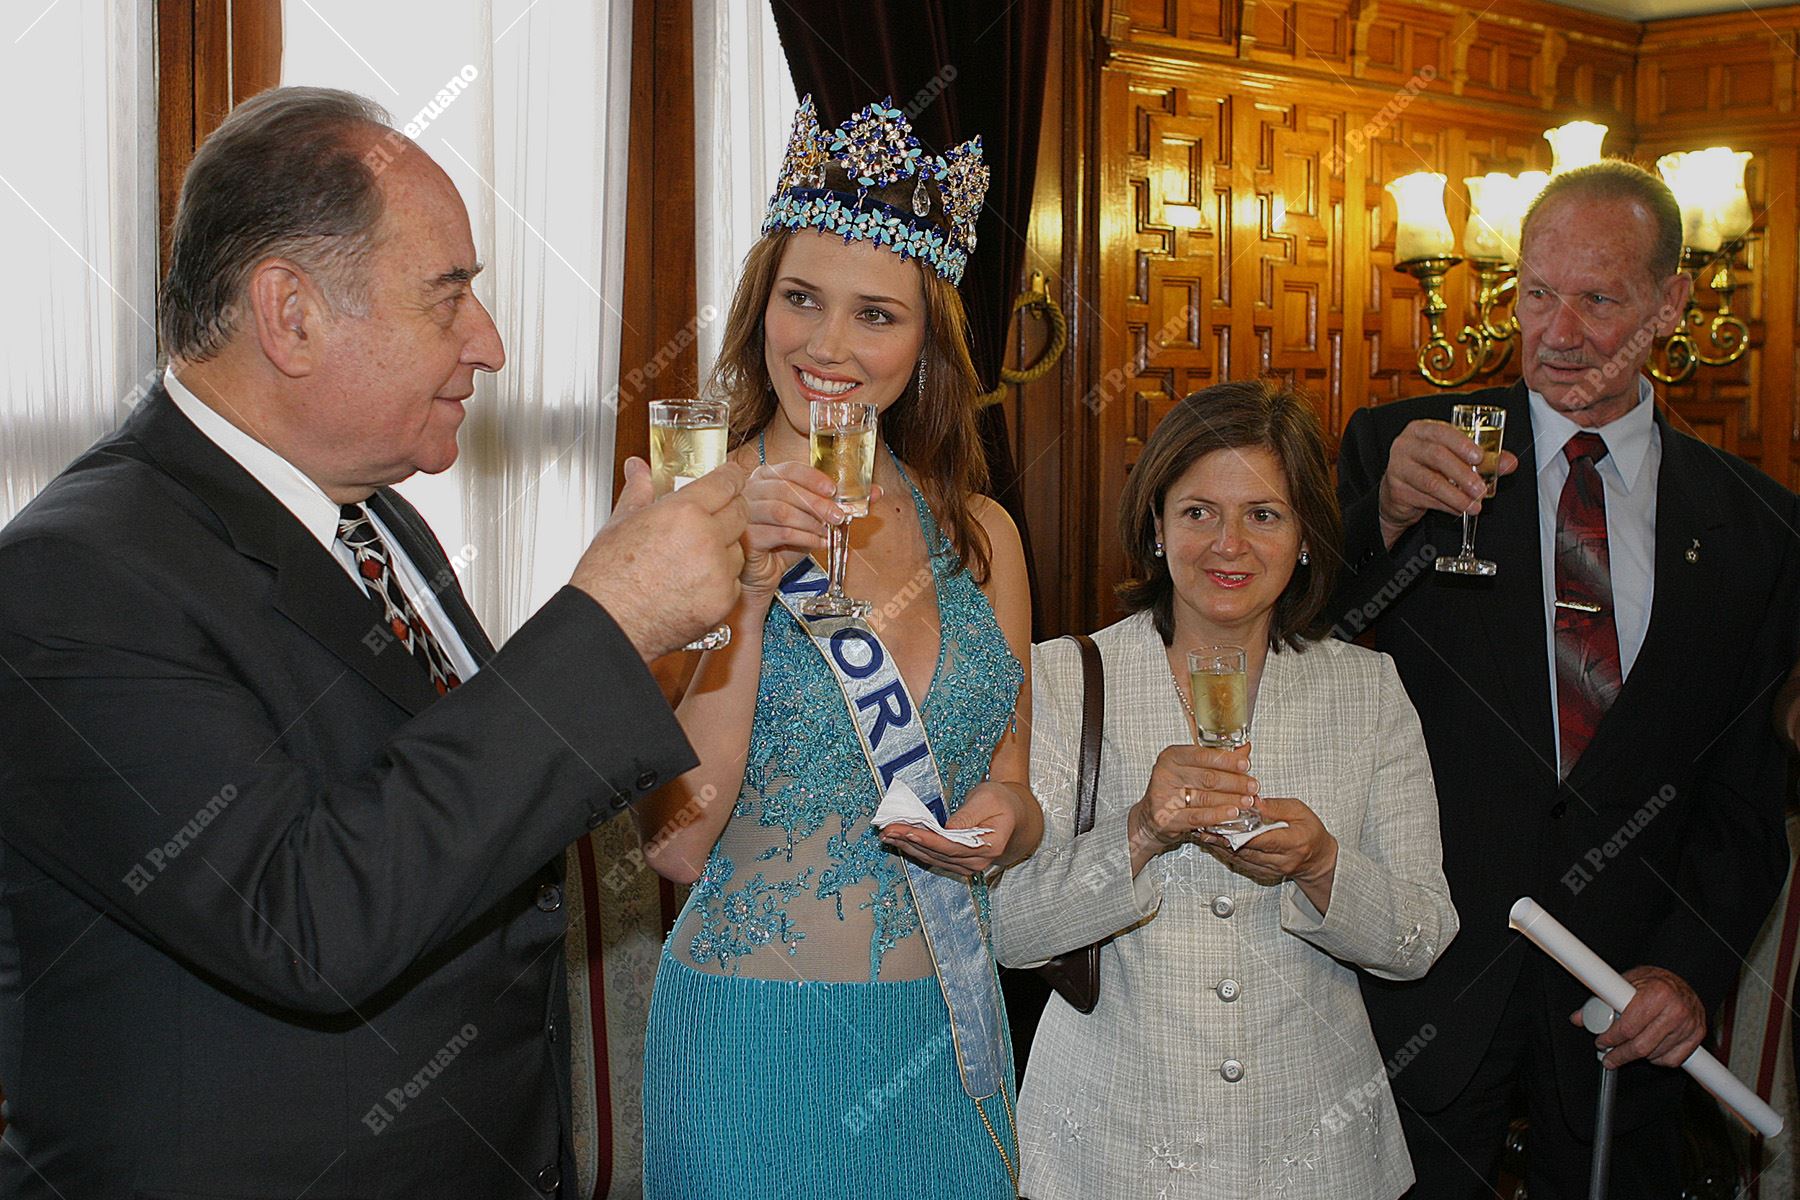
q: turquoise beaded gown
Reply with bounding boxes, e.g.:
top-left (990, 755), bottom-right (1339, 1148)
top-left (642, 461), bottom-right (1024, 1198)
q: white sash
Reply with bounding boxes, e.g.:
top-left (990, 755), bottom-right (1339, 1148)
top-left (772, 556), bottom-right (1009, 1102)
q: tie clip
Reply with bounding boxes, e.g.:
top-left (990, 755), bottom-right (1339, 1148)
top-left (1555, 598), bottom-right (1603, 613)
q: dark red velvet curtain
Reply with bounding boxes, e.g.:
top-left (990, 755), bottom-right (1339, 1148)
top-left (768, 0), bottom-right (1052, 587)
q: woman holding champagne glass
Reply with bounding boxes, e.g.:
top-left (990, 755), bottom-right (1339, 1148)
top-left (636, 97), bottom-right (1040, 1197)
top-left (991, 380), bottom-right (1459, 1199)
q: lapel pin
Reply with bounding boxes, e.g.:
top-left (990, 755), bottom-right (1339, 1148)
top-left (1686, 538), bottom-right (1700, 564)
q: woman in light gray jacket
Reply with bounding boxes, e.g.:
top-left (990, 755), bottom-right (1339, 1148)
top-left (994, 380), bottom-right (1458, 1200)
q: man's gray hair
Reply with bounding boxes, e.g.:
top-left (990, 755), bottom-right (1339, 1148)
top-left (1520, 159), bottom-right (1685, 282)
top-left (158, 87), bottom-right (393, 363)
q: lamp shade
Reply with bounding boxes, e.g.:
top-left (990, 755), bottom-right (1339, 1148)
top-left (1387, 172), bottom-right (1456, 262)
top-left (1463, 172), bottom-right (1530, 264)
top-left (1515, 171), bottom-right (1550, 209)
top-left (1544, 121), bottom-right (1608, 175)
top-left (1657, 147), bottom-right (1753, 252)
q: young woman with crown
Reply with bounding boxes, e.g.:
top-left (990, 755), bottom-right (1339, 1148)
top-left (635, 98), bottom-right (1039, 1196)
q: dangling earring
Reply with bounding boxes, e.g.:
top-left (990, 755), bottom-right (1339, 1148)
top-left (916, 356), bottom-right (928, 397)
top-left (1299, 547), bottom-right (1310, 566)
top-left (1154, 541), bottom-right (1165, 558)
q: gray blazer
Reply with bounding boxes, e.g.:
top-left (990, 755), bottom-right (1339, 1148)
top-left (993, 612), bottom-right (1458, 1200)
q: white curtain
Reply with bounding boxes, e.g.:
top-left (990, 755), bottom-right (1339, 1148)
top-left (285, 6), bottom-right (637, 1197)
top-left (0, 2), bottom-right (156, 523)
top-left (692, 0), bottom-right (796, 385)
top-left (283, 0), bottom-right (632, 641)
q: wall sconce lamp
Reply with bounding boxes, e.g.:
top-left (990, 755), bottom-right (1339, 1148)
top-left (1388, 170), bottom-right (1544, 387)
top-left (1649, 148), bottom-right (1755, 384)
top-left (1386, 122), bottom-right (1756, 389)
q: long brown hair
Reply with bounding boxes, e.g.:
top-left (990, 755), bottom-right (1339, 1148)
top-left (1116, 379), bottom-right (1342, 651)
top-left (709, 226), bottom-right (993, 582)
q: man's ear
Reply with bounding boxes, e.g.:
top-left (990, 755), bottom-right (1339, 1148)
top-left (1653, 270), bottom-right (1693, 339)
top-left (245, 259), bottom-right (326, 378)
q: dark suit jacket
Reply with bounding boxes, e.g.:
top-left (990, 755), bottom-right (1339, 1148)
top-left (0, 388), bottom-right (696, 1198)
top-left (1335, 379), bottom-right (1800, 1135)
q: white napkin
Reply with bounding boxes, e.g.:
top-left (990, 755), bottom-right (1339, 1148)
top-left (1218, 821), bottom-right (1289, 852)
top-left (871, 778), bottom-right (992, 847)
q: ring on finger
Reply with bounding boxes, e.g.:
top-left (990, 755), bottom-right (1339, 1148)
top-left (1181, 786), bottom-right (1195, 806)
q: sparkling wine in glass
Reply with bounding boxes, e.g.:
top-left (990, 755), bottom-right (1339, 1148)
top-left (1434, 404), bottom-right (1507, 577)
top-left (649, 398), bottom-right (732, 650)
top-left (1187, 645), bottom-right (1260, 835)
top-left (803, 399), bottom-right (878, 618)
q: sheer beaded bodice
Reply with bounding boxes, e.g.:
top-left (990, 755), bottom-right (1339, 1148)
top-left (668, 459), bottom-right (1023, 983)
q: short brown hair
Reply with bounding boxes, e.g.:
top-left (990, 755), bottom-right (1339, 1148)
top-left (1521, 159), bottom-right (1684, 282)
top-left (1116, 379), bottom-right (1341, 651)
top-left (159, 87), bottom-right (391, 363)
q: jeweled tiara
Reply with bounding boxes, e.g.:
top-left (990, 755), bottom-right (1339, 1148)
top-left (761, 96), bottom-right (988, 286)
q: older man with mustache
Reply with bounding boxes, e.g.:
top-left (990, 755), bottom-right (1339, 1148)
top-left (1332, 159), bottom-right (1800, 1198)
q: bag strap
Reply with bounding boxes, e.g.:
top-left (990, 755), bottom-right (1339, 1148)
top-left (1066, 633), bottom-right (1103, 837)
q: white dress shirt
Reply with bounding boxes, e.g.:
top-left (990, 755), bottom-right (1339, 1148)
top-left (163, 369), bottom-right (479, 682)
top-left (1527, 376), bottom-right (1658, 775)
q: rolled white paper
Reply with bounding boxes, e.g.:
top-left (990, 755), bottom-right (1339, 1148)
top-left (1509, 897), bottom-right (1783, 1138)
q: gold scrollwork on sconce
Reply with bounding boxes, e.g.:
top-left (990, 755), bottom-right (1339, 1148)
top-left (1647, 241), bottom-right (1752, 385)
top-left (1397, 257), bottom-right (1521, 389)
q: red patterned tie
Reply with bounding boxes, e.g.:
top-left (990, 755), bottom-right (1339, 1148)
top-left (337, 504), bottom-right (462, 695)
top-left (1554, 432), bottom-right (1621, 773)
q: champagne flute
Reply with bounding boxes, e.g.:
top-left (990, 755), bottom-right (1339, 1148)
top-left (649, 399), bottom-right (732, 650)
top-left (1434, 404), bottom-right (1507, 577)
top-left (1187, 645), bottom-right (1261, 835)
top-left (803, 398), bottom-right (878, 618)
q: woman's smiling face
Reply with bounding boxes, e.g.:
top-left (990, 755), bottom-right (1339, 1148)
top-left (1156, 444), bottom-right (1303, 645)
top-left (762, 230), bottom-right (928, 438)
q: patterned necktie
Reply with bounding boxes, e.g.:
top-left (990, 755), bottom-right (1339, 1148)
top-left (1554, 432), bottom-right (1621, 773)
top-left (336, 504), bottom-right (462, 695)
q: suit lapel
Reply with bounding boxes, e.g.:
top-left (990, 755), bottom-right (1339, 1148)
top-left (130, 388), bottom-right (439, 715)
top-left (1469, 382), bottom-right (1559, 776)
top-left (1564, 411), bottom-right (1724, 794)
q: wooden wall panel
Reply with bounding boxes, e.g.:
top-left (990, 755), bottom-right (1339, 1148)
top-left (1552, 38), bottom-right (1635, 129)
top-left (618, 0), bottom-right (700, 700)
top-left (1636, 8), bottom-right (1800, 486)
top-left (1022, 0), bottom-right (1800, 635)
top-left (156, 0), bottom-right (284, 279)
top-left (1244, 0), bottom-right (1354, 67)
top-left (1459, 18), bottom-right (1546, 105)
top-left (615, 0), bottom-right (698, 499)
top-left (1637, 14), bottom-right (1797, 138)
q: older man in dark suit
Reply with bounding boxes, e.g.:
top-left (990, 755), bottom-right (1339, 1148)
top-left (0, 87), bottom-right (748, 1197)
top-left (1335, 160), bottom-right (1800, 1197)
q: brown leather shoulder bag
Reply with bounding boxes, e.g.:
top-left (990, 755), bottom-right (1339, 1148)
top-left (1028, 633), bottom-right (1105, 1014)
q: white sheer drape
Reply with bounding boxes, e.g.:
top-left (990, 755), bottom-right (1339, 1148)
top-left (285, 7), bottom-right (637, 1197)
top-left (283, 0), bottom-right (631, 640)
top-left (692, 0), bottom-right (795, 385)
top-left (0, 2), bottom-right (156, 523)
